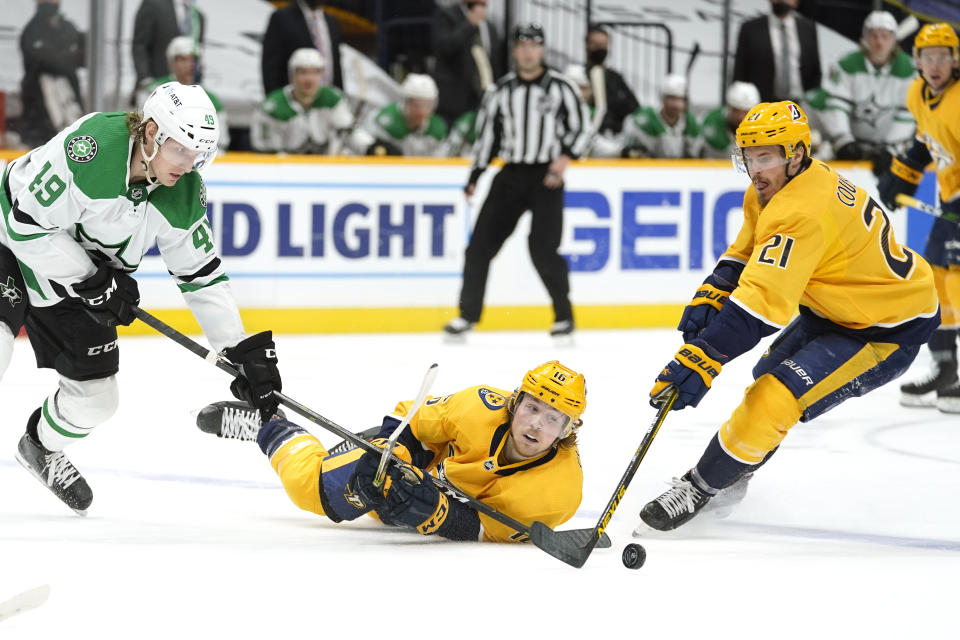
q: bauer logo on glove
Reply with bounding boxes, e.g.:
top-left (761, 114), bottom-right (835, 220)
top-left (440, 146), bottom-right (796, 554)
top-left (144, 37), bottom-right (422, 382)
top-left (650, 341), bottom-right (726, 410)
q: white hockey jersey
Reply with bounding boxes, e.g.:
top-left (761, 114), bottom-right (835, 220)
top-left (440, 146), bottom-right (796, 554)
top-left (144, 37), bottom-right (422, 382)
top-left (810, 49), bottom-right (916, 148)
top-left (0, 112), bottom-right (244, 350)
top-left (251, 85), bottom-right (371, 155)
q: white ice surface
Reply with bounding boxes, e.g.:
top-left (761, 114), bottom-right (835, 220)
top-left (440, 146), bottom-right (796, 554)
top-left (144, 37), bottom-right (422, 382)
top-left (1, 329), bottom-right (957, 639)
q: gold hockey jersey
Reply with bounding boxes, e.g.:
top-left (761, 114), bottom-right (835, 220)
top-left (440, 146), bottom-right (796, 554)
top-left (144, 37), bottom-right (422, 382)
top-left (396, 385), bottom-right (583, 543)
top-left (906, 77), bottom-right (960, 201)
top-left (724, 159), bottom-right (939, 331)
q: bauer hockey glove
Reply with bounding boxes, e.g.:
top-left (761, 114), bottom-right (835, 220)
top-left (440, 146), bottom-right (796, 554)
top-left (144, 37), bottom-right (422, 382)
top-left (877, 156), bottom-right (923, 211)
top-left (73, 263), bottom-right (140, 327)
top-left (650, 340), bottom-right (727, 410)
top-left (677, 283), bottom-right (730, 342)
top-left (223, 332), bottom-right (281, 420)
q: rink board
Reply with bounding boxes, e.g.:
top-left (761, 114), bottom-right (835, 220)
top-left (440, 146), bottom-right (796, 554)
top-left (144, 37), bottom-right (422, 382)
top-left (0, 152), bottom-right (937, 333)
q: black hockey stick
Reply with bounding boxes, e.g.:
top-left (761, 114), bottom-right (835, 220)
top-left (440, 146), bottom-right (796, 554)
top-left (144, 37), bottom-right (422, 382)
top-left (529, 390), bottom-right (676, 568)
top-left (131, 307), bottom-right (610, 557)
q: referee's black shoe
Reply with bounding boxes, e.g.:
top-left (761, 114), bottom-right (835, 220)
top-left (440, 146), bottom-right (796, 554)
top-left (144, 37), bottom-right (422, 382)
top-left (443, 317), bottom-right (475, 343)
top-left (550, 320), bottom-right (575, 345)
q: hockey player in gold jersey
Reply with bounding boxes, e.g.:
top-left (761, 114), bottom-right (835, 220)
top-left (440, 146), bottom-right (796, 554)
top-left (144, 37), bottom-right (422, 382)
top-left (638, 100), bottom-right (939, 531)
top-left (252, 361), bottom-right (585, 542)
top-left (878, 23), bottom-right (960, 413)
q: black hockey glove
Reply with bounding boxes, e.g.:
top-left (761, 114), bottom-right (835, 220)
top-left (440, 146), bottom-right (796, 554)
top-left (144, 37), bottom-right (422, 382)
top-left (833, 141), bottom-right (865, 161)
top-left (222, 332), bottom-right (281, 420)
top-left (73, 264), bottom-right (140, 327)
top-left (877, 156), bottom-right (924, 211)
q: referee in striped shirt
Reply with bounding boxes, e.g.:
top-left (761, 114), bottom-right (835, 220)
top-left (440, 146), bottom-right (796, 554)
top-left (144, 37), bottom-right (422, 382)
top-left (444, 23), bottom-right (591, 342)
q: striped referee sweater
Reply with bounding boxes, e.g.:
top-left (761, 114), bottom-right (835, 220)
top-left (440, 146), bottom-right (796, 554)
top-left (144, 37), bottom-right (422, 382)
top-left (468, 67), bottom-right (591, 185)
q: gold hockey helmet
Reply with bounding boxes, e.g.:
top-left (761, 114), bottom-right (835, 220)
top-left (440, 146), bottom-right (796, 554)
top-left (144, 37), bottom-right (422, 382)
top-left (913, 23), bottom-right (959, 58)
top-left (514, 360), bottom-right (586, 438)
top-left (735, 100), bottom-right (812, 158)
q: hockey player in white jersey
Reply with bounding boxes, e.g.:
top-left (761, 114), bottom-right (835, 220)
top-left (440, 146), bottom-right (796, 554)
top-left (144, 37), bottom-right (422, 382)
top-left (621, 74), bottom-right (702, 158)
top-left (252, 48), bottom-right (372, 154)
top-left (808, 10), bottom-right (915, 166)
top-left (0, 82), bottom-right (283, 514)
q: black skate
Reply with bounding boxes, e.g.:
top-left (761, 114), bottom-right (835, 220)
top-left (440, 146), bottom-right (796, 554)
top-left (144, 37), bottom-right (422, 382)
top-left (639, 470), bottom-right (715, 531)
top-left (937, 381), bottom-right (960, 414)
top-left (15, 432), bottom-right (92, 516)
top-left (442, 317), bottom-right (474, 343)
top-left (900, 359), bottom-right (958, 407)
top-left (196, 401), bottom-right (285, 441)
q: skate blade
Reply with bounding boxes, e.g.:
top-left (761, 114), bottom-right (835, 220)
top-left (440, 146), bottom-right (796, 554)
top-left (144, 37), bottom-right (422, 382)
top-left (15, 451), bottom-right (88, 517)
top-left (937, 399), bottom-right (960, 414)
top-left (442, 333), bottom-right (468, 345)
top-left (899, 393), bottom-right (937, 407)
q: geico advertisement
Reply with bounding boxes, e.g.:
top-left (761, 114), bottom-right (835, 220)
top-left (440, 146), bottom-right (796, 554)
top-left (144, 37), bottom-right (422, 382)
top-left (135, 161), bottom-right (911, 308)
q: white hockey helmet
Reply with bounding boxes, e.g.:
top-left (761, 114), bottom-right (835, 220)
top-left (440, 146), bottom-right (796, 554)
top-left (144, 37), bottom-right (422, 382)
top-left (726, 81), bottom-right (760, 111)
top-left (862, 10), bottom-right (897, 35)
top-left (288, 47), bottom-right (326, 80)
top-left (165, 36), bottom-right (196, 63)
top-left (661, 73), bottom-right (687, 98)
top-left (563, 64), bottom-right (590, 88)
top-left (142, 81), bottom-right (219, 170)
top-left (401, 73), bottom-right (439, 102)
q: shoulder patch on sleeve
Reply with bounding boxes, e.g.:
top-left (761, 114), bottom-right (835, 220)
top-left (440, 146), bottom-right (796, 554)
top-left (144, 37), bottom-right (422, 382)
top-left (478, 387), bottom-right (507, 410)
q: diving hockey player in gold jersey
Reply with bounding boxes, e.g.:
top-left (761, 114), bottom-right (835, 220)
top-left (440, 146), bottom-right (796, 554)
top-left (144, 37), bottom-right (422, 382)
top-left (638, 100), bottom-right (939, 532)
top-left (243, 361), bottom-right (585, 542)
top-left (878, 23), bottom-right (960, 413)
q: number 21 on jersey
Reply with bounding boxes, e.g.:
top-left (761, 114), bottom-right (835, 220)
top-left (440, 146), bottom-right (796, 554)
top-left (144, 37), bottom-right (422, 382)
top-left (757, 234), bottom-right (795, 269)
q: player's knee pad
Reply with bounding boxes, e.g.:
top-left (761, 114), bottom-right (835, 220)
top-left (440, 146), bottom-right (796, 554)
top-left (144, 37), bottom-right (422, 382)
top-left (719, 374), bottom-right (802, 464)
top-left (319, 438), bottom-right (413, 522)
top-left (37, 375), bottom-right (119, 450)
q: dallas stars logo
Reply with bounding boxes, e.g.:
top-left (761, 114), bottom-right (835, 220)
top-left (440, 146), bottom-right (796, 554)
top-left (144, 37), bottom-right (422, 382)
top-left (66, 135), bottom-right (98, 163)
top-left (0, 276), bottom-right (22, 307)
top-left (74, 223), bottom-right (140, 270)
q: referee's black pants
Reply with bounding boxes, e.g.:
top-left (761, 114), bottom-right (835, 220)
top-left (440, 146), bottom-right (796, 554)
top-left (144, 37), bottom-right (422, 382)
top-left (458, 163), bottom-right (572, 324)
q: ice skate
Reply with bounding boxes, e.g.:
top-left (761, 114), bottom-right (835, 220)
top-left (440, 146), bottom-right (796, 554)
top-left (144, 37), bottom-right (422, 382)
top-left (937, 381), bottom-right (960, 414)
top-left (703, 472), bottom-right (753, 519)
top-left (638, 470), bottom-right (714, 531)
top-left (15, 431), bottom-right (92, 516)
top-left (196, 400), bottom-right (285, 441)
top-left (550, 320), bottom-right (574, 347)
top-left (442, 317), bottom-right (474, 344)
top-left (900, 358), bottom-right (958, 407)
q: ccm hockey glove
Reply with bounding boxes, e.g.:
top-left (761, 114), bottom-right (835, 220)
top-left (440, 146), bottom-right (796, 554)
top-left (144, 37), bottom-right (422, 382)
top-left (73, 264), bottom-right (140, 327)
top-left (377, 463), bottom-right (481, 540)
top-left (223, 332), bottom-right (281, 420)
top-left (650, 340), bottom-right (727, 410)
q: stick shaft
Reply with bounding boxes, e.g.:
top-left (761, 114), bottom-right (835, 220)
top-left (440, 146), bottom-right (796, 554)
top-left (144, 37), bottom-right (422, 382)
top-left (131, 307), bottom-right (535, 536)
top-left (374, 363), bottom-right (438, 487)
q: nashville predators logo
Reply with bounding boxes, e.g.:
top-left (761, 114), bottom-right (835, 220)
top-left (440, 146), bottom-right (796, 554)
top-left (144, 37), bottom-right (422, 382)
top-left (66, 135), bottom-right (98, 163)
top-left (0, 276), bottom-right (22, 307)
top-left (478, 387), bottom-right (506, 410)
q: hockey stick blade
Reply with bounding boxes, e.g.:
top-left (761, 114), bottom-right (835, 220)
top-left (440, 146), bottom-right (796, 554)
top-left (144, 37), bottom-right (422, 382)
top-left (374, 363), bottom-right (438, 488)
top-left (0, 584), bottom-right (50, 622)
top-left (530, 521), bottom-right (607, 568)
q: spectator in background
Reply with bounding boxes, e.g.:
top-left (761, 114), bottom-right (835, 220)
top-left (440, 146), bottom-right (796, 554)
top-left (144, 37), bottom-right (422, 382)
top-left (362, 74), bottom-right (447, 157)
top-left (808, 10), bottom-right (915, 168)
top-left (733, 0), bottom-right (821, 102)
top-left (252, 48), bottom-right (371, 155)
top-left (138, 36), bottom-right (230, 150)
top-left (584, 24), bottom-right (639, 136)
top-left (18, 0), bottom-right (85, 148)
top-left (563, 63), bottom-right (621, 158)
top-left (700, 81), bottom-right (761, 159)
top-left (621, 74), bottom-right (701, 159)
top-left (432, 0), bottom-right (504, 127)
top-left (132, 0), bottom-right (204, 98)
top-left (262, 0), bottom-right (343, 96)
top-left (444, 111), bottom-right (477, 157)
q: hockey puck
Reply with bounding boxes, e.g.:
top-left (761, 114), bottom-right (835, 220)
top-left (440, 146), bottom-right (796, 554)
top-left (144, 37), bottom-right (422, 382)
top-left (622, 543), bottom-right (646, 569)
